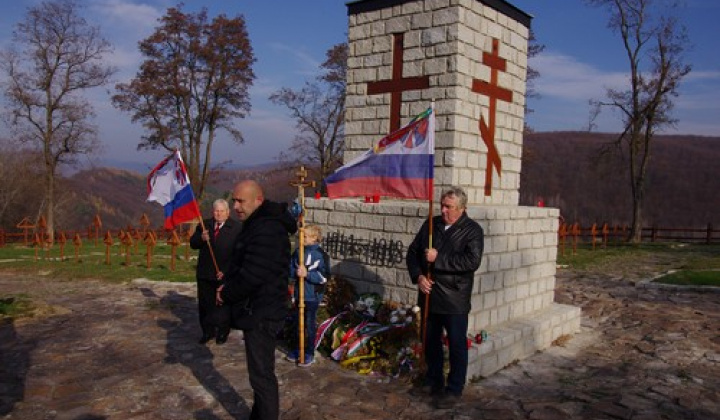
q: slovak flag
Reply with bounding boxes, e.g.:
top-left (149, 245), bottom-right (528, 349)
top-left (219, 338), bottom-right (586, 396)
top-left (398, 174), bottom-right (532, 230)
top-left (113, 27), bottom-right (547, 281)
top-left (324, 106), bottom-right (435, 199)
top-left (147, 151), bottom-right (200, 229)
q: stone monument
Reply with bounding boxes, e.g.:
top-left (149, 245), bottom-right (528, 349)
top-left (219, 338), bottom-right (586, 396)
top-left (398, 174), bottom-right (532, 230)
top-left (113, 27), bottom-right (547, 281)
top-left (305, 0), bottom-right (581, 379)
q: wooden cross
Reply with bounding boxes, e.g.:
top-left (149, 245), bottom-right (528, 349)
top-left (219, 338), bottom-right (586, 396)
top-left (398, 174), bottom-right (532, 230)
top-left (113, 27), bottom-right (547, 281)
top-left (32, 233), bottom-right (41, 261)
top-left (571, 223), bottom-right (581, 255)
top-left (472, 38), bottom-right (513, 196)
top-left (103, 231), bottom-right (113, 265)
top-left (144, 231), bottom-right (157, 269)
top-left (37, 216), bottom-right (47, 245)
top-left (133, 230), bottom-right (142, 255)
top-left (367, 32), bottom-right (430, 132)
top-left (118, 230), bottom-right (126, 257)
top-left (57, 232), bottom-right (67, 261)
top-left (289, 166), bottom-right (315, 365)
top-left (73, 233), bottom-right (82, 262)
top-left (139, 213), bottom-right (150, 235)
top-left (122, 231), bottom-right (134, 266)
top-left (166, 231), bottom-right (181, 271)
top-left (93, 214), bottom-right (102, 247)
top-left (16, 217), bottom-right (35, 246)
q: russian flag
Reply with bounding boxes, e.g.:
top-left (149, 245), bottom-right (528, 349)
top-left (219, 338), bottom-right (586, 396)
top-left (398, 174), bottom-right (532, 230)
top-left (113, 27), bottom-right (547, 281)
top-left (325, 107), bottom-right (435, 200)
top-left (147, 151), bottom-right (200, 229)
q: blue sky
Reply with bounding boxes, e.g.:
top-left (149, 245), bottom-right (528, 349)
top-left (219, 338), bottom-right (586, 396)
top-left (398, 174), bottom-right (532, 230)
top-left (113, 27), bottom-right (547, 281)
top-left (0, 0), bottom-right (718, 170)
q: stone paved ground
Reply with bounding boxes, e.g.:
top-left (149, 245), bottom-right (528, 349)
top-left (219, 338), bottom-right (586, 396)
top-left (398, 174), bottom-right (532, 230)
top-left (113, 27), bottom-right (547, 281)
top-left (1, 251), bottom-right (719, 420)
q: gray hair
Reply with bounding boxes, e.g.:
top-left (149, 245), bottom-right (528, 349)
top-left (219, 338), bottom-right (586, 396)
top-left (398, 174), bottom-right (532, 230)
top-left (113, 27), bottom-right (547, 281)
top-left (441, 186), bottom-right (468, 209)
top-left (213, 199), bottom-right (230, 211)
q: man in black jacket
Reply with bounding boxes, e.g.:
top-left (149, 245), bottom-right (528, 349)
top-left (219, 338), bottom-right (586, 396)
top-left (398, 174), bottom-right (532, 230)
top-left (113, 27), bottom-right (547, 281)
top-left (189, 199), bottom-right (241, 345)
top-left (218, 180), bottom-right (297, 420)
top-left (406, 186), bottom-right (484, 409)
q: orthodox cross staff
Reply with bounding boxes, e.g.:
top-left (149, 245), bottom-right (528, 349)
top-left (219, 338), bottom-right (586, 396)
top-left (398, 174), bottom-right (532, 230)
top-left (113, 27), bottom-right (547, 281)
top-left (290, 166), bottom-right (315, 365)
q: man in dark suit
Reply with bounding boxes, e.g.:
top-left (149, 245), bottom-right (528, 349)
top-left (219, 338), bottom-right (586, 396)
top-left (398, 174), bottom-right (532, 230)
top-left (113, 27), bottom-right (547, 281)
top-left (190, 199), bottom-right (241, 345)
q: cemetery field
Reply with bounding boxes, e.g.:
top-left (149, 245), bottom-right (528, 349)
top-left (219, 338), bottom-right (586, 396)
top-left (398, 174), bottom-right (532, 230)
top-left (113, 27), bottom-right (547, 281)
top-left (0, 241), bottom-right (718, 288)
top-left (558, 242), bottom-right (720, 286)
top-left (0, 243), bottom-right (196, 284)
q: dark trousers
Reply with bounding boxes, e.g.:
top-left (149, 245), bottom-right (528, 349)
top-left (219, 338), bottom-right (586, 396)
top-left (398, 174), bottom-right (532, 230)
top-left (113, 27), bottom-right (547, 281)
top-left (424, 313), bottom-right (469, 396)
top-left (289, 301), bottom-right (319, 356)
top-left (197, 279), bottom-right (230, 335)
top-left (244, 319), bottom-right (283, 420)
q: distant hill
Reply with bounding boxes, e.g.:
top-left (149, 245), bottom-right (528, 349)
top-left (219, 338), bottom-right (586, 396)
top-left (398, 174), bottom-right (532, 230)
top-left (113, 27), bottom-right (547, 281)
top-left (57, 163), bottom-right (304, 231)
top-left (520, 132), bottom-right (720, 228)
top-left (62, 168), bottom-right (165, 230)
top-left (18, 132), bottom-right (717, 232)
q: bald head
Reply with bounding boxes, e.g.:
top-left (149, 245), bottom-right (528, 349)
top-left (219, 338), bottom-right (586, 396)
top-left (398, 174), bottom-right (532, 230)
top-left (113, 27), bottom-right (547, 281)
top-left (232, 180), bottom-right (264, 221)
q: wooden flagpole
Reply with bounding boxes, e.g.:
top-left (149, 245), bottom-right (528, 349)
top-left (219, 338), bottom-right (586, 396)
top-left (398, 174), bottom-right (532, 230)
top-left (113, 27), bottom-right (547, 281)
top-left (421, 102), bottom-right (435, 368)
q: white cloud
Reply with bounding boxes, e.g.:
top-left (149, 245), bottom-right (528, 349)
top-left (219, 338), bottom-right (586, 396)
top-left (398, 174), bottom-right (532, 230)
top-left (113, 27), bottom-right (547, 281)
top-left (104, 47), bottom-right (143, 76)
top-left (267, 42), bottom-right (321, 77)
top-left (528, 50), bottom-right (720, 136)
top-left (684, 70), bottom-right (720, 82)
top-left (251, 76), bottom-right (284, 99)
top-left (224, 108), bottom-right (296, 164)
top-left (90, 0), bottom-right (161, 32)
top-left (530, 51), bottom-right (627, 101)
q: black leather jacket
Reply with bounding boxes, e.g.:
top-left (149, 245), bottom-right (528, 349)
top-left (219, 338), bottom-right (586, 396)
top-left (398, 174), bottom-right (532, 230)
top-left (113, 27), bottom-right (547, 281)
top-left (221, 200), bottom-right (298, 324)
top-left (406, 212), bottom-right (484, 314)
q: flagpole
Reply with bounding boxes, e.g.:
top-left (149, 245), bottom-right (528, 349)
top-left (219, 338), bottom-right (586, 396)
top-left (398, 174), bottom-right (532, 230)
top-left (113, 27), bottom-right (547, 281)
top-left (421, 102), bottom-right (435, 369)
top-left (195, 203), bottom-right (222, 277)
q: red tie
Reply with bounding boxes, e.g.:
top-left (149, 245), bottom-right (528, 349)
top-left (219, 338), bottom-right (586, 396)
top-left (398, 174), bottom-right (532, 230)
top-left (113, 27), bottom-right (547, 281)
top-left (214, 223), bottom-right (220, 239)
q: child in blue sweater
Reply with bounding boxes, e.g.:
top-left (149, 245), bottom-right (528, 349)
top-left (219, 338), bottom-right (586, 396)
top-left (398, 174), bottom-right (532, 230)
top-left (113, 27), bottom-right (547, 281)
top-left (286, 224), bottom-right (330, 366)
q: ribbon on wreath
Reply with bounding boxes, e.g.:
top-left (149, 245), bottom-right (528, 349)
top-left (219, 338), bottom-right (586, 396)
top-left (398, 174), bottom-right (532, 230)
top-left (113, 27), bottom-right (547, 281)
top-left (314, 311), bottom-right (346, 350)
top-left (331, 320), bottom-right (371, 360)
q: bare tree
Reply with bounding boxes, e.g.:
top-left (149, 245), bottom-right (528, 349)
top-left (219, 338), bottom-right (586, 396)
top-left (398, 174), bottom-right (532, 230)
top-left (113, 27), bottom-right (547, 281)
top-left (524, 29), bottom-right (545, 134)
top-left (0, 0), bottom-right (115, 239)
top-left (269, 43), bottom-right (347, 192)
top-left (113, 5), bottom-right (255, 200)
top-left (0, 147), bottom-right (45, 229)
top-left (588, 0), bottom-right (691, 242)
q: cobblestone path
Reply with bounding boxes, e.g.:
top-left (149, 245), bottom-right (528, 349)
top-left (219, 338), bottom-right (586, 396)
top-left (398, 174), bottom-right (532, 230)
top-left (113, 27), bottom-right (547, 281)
top-left (1, 258), bottom-right (718, 419)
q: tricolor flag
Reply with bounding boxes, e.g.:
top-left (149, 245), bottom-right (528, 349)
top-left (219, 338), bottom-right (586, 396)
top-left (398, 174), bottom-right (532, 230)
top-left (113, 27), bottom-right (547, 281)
top-left (147, 151), bottom-right (201, 229)
top-left (324, 106), bottom-right (435, 200)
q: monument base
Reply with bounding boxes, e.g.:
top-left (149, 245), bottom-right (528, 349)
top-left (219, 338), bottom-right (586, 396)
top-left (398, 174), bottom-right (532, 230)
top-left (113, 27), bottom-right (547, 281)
top-left (306, 198), bottom-right (582, 381)
top-left (468, 302), bottom-right (581, 379)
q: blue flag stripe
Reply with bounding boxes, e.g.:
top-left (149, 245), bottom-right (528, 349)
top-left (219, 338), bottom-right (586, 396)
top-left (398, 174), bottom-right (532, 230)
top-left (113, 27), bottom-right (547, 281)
top-left (163, 184), bottom-right (196, 219)
top-left (325, 154), bottom-right (432, 183)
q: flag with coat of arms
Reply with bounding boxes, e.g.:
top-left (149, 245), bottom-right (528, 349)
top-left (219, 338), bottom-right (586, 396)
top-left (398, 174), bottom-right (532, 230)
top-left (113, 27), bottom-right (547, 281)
top-left (324, 106), bottom-right (435, 200)
top-left (147, 150), bottom-right (201, 229)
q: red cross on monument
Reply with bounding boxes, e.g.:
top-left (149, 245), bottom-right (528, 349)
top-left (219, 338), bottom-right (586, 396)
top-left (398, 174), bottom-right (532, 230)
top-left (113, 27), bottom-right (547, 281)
top-left (472, 38), bottom-right (513, 196)
top-left (367, 33), bottom-right (430, 132)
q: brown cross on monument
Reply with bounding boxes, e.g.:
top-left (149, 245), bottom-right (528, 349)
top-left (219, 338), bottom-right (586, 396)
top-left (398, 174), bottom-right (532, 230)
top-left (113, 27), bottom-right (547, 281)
top-left (367, 33), bottom-right (430, 132)
top-left (472, 38), bottom-right (513, 196)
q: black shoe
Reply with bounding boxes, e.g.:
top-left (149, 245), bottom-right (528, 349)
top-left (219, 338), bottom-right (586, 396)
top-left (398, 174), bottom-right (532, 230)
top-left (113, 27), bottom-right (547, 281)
top-left (198, 332), bottom-right (214, 344)
top-left (433, 392), bottom-right (461, 409)
top-left (215, 332), bottom-right (229, 345)
top-left (409, 384), bottom-right (443, 397)
top-left (409, 384), bottom-right (432, 397)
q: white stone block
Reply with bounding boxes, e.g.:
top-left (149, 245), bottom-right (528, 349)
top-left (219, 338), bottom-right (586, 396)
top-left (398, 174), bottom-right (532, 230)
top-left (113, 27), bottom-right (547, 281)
top-left (386, 15), bottom-right (412, 33)
top-left (328, 212), bottom-right (355, 228)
